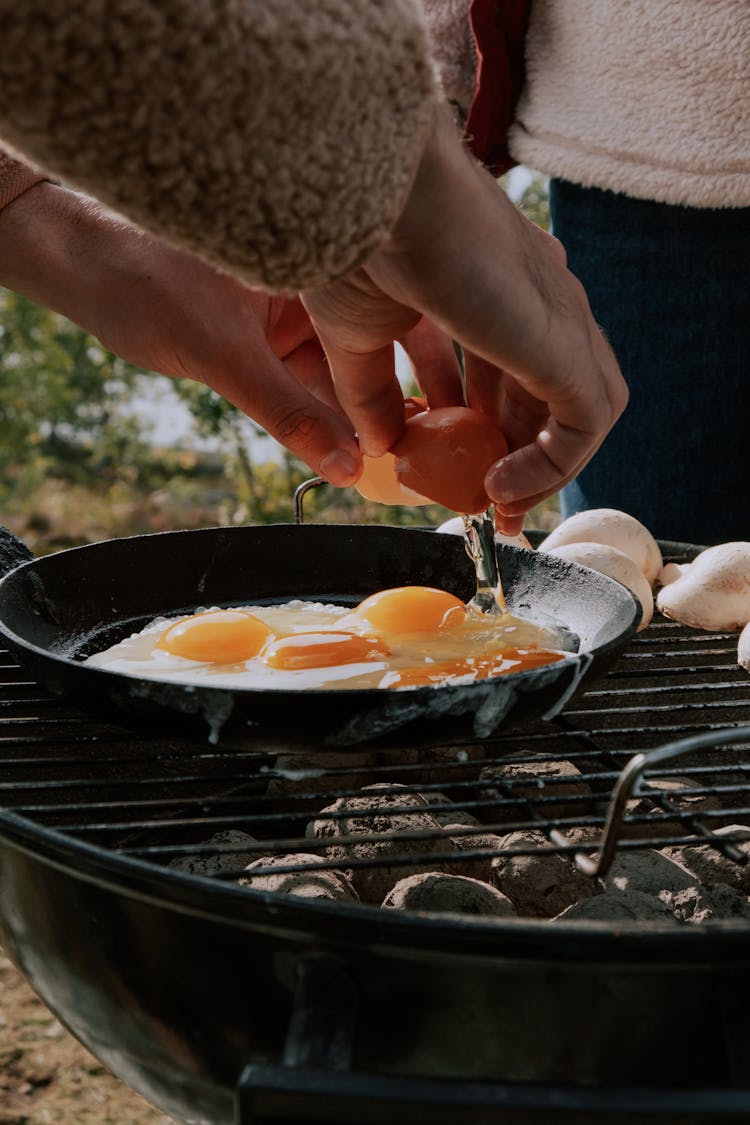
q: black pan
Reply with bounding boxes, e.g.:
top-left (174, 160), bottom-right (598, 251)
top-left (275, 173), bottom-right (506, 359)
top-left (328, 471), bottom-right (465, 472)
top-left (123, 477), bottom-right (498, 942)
top-left (0, 523), bottom-right (639, 749)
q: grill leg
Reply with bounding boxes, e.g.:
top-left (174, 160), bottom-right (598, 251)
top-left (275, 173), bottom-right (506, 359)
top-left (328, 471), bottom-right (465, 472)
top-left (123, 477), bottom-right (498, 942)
top-left (281, 955), bottom-right (357, 1073)
top-left (236, 954), bottom-right (359, 1125)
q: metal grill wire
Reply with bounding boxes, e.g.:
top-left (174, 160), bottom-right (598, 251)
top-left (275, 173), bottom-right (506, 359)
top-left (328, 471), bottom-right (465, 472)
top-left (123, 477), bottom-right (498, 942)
top-left (2, 590), bottom-right (750, 897)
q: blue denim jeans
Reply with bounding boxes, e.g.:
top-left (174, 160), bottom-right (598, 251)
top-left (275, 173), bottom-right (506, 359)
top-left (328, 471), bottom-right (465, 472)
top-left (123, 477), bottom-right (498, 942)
top-left (550, 179), bottom-right (750, 545)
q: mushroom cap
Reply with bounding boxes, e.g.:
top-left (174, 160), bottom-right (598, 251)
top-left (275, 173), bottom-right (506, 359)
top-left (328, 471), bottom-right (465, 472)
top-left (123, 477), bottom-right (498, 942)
top-left (543, 542), bottom-right (653, 630)
top-left (655, 542), bottom-right (750, 631)
top-left (540, 508), bottom-right (662, 585)
top-left (737, 621), bottom-right (750, 672)
top-left (436, 516), bottom-right (467, 536)
top-left (657, 562), bottom-right (690, 587)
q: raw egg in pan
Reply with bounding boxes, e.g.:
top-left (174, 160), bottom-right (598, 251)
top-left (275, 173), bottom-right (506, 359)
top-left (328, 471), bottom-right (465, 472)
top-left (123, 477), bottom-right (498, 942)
top-left (85, 585), bottom-right (570, 692)
top-left (157, 609), bottom-right (273, 662)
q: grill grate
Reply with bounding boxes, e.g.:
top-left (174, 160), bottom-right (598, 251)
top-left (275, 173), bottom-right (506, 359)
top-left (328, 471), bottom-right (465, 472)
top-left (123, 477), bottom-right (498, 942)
top-left (2, 582), bottom-right (750, 914)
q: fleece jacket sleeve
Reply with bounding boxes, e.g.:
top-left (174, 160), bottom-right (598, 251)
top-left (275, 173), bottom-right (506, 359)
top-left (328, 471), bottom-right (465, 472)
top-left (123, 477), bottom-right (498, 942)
top-left (0, 0), bottom-right (437, 291)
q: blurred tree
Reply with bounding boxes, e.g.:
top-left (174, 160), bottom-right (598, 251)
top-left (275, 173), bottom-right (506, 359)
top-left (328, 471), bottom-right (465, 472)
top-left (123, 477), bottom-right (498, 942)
top-left (509, 171), bottom-right (550, 230)
top-left (0, 288), bottom-right (150, 495)
top-left (0, 170), bottom-right (560, 552)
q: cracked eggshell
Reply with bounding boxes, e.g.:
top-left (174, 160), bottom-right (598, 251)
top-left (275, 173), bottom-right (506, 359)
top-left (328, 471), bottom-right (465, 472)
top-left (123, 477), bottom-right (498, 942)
top-left (655, 542), bottom-right (750, 631)
top-left (539, 508), bottom-right (662, 585)
top-left (541, 542), bottom-right (653, 630)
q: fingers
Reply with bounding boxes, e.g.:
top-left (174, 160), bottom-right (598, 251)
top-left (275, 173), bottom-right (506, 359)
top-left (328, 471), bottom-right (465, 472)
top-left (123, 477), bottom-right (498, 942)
top-left (484, 415), bottom-right (613, 535)
top-left (207, 344), bottom-right (363, 487)
top-left (362, 107), bottom-right (629, 508)
top-left (302, 277), bottom-right (420, 457)
top-left (465, 349), bottom-right (599, 534)
top-left (464, 341), bottom-right (624, 533)
top-left (400, 318), bottom-right (464, 407)
top-left (463, 350), bottom-right (552, 447)
top-left (264, 295), bottom-right (317, 355)
top-left (486, 321), bottom-right (627, 505)
top-left (493, 511), bottom-right (527, 537)
top-left (487, 425), bottom-right (595, 509)
top-left (308, 334), bottom-right (406, 457)
top-left (257, 294), bottom-right (343, 414)
top-left (282, 339), bottom-right (343, 414)
top-left (462, 351), bottom-right (503, 420)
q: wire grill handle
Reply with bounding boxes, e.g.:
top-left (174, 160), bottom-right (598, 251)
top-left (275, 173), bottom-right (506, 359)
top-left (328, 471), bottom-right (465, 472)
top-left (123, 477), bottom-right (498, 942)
top-left (572, 726), bottom-right (750, 879)
top-left (293, 477), bottom-right (326, 525)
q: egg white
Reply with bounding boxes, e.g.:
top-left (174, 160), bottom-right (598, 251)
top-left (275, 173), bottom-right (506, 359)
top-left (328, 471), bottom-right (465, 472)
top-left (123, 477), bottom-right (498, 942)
top-left (84, 598), bottom-right (568, 691)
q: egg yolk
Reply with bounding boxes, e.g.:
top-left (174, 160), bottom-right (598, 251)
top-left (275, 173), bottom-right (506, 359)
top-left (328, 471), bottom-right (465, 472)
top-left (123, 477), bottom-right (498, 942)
top-left (157, 610), bottom-right (273, 663)
top-left (262, 631), bottom-right (389, 670)
top-left (382, 648), bottom-right (566, 688)
top-left (353, 586), bottom-right (467, 635)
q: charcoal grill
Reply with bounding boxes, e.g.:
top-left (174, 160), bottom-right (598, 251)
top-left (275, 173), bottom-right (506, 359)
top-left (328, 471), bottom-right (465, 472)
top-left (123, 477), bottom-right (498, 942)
top-left (2, 539), bottom-right (750, 1124)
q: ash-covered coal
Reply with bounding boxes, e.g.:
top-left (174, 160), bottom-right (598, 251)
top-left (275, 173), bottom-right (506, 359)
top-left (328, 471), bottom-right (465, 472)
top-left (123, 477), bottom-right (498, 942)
top-left (167, 754), bottom-right (750, 926)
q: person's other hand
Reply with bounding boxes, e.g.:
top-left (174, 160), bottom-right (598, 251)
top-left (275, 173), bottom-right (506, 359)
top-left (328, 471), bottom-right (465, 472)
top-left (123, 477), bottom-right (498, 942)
top-left (303, 104), bottom-right (628, 532)
top-left (0, 183), bottom-right (363, 487)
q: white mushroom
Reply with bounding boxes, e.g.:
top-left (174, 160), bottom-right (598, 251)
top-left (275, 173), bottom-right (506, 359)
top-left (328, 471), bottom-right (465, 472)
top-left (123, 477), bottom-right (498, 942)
top-left (436, 515), bottom-right (532, 550)
top-left (542, 542), bottom-right (653, 630)
top-left (738, 621), bottom-right (750, 672)
top-left (655, 542), bottom-right (750, 631)
top-left (436, 516), bottom-right (467, 536)
top-left (539, 508), bottom-right (662, 585)
top-left (657, 562), bottom-right (690, 587)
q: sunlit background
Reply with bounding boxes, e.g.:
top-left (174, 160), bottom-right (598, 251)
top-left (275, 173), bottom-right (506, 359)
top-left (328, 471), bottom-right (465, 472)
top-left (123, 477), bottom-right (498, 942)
top-left (0, 169), bottom-right (554, 555)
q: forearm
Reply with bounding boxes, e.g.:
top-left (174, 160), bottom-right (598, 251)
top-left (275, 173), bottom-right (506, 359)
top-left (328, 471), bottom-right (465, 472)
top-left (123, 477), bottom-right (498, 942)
top-left (0, 0), bottom-right (436, 292)
top-left (0, 177), bottom-right (366, 488)
top-left (0, 148), bottom-right (47, 211)
top-left (0, 179), bottom-right (235, 381)
top-left (0, 181), bottom-right (143, 337)
top-left (0, 179), bottom-right (265, 382)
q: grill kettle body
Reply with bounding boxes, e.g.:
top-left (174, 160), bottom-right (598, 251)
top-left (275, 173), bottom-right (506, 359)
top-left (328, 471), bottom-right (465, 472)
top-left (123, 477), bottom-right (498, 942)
top-left (2, 817), bottom-right (750, 1125)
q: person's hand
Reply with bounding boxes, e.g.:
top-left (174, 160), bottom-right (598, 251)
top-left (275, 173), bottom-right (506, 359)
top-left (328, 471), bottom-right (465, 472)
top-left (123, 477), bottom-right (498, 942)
top-left (302, 104), bottom-right (628, 533)
top-left (0, 182), bottom-right (365, 487)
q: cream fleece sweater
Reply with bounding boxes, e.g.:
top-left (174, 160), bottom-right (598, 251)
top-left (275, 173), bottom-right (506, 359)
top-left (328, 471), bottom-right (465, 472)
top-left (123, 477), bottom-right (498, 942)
top-left (508, 0), bottom-right (750, 208)
top-left (0, 1), bottom-right (436, 291)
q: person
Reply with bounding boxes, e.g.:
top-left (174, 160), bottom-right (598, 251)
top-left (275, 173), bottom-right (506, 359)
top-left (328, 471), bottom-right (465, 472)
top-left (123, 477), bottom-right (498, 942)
top-left (0, 0), bottom-right (627, 537)
top-left (432, 0), bottom-right (750, 544)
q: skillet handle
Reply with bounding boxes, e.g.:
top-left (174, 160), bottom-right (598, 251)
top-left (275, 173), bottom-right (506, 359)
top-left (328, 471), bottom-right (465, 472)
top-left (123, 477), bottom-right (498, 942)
top-left (0, 526), bottom-right (33, 579)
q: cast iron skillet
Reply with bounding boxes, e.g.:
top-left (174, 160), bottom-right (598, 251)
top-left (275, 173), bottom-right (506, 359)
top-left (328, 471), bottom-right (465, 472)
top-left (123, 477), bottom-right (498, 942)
top-left (0, 523), bottom-right (640, 749)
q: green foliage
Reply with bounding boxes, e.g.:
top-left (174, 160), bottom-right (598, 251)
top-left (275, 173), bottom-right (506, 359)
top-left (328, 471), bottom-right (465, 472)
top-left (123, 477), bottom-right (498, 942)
top-left (507, 170), bottom-right (551, 230)
top-left (0, 288), bottom-right (451, 550)
top-left (0, 172), bottom-right (560, 557)
top-left (0, 288), bottom-right (150, 493)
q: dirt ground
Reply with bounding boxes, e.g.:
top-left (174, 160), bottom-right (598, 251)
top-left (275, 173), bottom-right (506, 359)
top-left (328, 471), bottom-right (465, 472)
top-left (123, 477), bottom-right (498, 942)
top-left (1, 947), bottom-right (173, 1125)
